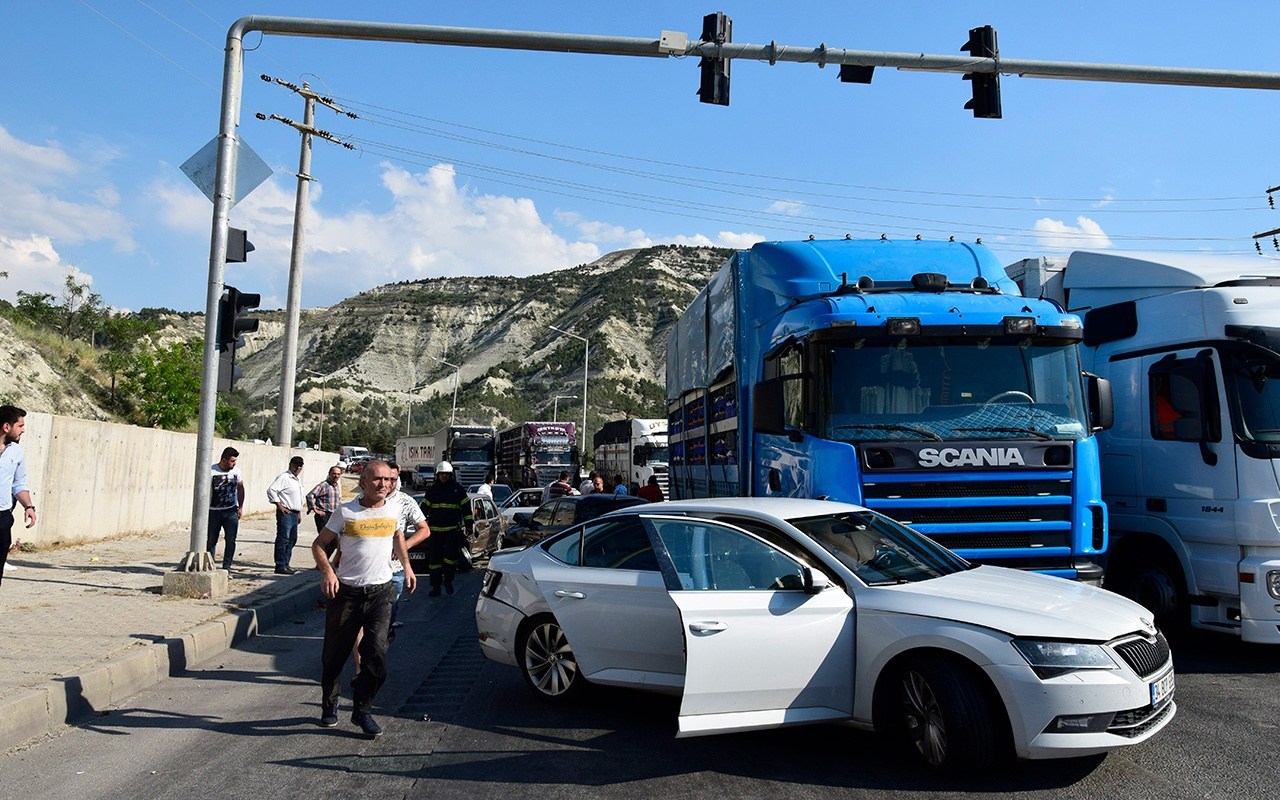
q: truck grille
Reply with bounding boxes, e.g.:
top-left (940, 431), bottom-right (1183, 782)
top-left (1111, 632), bottom-right (1171, 679)
top-left (860, 472), bottom-right (1075, 566)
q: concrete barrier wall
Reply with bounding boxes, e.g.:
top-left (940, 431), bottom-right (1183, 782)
top-left (15, 412), bottom-right (346, 547)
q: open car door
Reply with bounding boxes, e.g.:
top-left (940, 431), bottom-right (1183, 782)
top-left (643, 516), bottom-right (854, 737)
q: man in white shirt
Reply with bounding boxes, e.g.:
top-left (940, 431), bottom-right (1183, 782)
top-left (207, 446), bottom-right (244, 573)
top-left (267, 456), bottom-right (305, 574)
top-left (475, 472), bottom-right (495, 500)
top-left (312, 460), bottom-right (415, 738)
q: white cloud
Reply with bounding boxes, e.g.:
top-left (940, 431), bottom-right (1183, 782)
top-left (1031, 216), bottom-right (1112, 251)
top-left (765, 200), bottom-right (808, 217)
top-left (0, 234), bottom-right (95, 300)
top-left (0, 125), bottom-right (135, 253)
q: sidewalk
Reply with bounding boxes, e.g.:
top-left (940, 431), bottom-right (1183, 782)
top-left (0, 515), bottom-right (323, 753)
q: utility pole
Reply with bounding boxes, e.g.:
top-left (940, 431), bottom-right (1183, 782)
top-left (255, 76), bottom-right (356, 448)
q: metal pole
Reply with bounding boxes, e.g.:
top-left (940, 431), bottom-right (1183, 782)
top-left (550, 325), bottom-right (589, 467)
top-left (277, 85), bottom-right (315, 448)
top-left (450, 369), bottom-right (459, 428)
top-left (553, 395), bottom-right (577, 422)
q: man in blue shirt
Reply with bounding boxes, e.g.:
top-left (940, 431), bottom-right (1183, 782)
top-left (0, 405), bottom-right (38, 587)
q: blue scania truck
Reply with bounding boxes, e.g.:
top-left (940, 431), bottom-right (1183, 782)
top-left (665, 238), bottom-right (1114, 581)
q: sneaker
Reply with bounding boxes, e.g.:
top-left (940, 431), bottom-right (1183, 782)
top-left (444, 583), bottom-right (455, 595)
top-left (428, 587), bottom-right (441, 597)
top-left (319, 704), bottom-right (338, 728)
top-left (352, 711), bottom-right (382, 738)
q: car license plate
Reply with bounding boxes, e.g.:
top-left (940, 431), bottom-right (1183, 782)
top-left (1150, 670), bottom-right (1175, 705)
top-left (409, 552), bottom-right (424, 560)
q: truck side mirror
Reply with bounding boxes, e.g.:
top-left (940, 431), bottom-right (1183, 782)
top-left (752, 379), bottom-right (786, 435)
top-left (1087, 374), bottom-right (1114, 431)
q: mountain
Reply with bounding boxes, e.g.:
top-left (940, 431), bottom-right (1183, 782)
top-left (229, 244), bottom-right (734, 450)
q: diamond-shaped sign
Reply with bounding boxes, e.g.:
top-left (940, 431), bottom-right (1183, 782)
top-left (180, 135), bottom-right (273, 207)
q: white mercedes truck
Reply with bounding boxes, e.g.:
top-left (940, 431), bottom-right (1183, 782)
top-left (1010, 251), bottom-right (1280, 642)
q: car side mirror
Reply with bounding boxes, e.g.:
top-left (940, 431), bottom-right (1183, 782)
top-left (802, 566), bottom-right (830, 595)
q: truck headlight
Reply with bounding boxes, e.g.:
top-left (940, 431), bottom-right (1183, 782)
top-left (1267, 570), bottom-right (1280, 601)
top-left (1011, 639), bottom-right (1117, 679)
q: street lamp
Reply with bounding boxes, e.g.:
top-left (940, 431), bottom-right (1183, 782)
top-left (552, 395), bottom-right (578, 422)
top-left (301, 368), bottom-right (327, 450)
top-left (548, 324), bottom-right (588, 465)
top-left (405, 382), bottom-right (431, 436)
top-left (431, 356), bottom-right (460, 428)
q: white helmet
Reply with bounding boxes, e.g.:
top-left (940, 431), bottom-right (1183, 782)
top-left (436, 461), bottom-right (454, 473)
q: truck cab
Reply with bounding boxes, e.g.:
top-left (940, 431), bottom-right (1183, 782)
top-left (1017, 251), bottom-right (1280, 642)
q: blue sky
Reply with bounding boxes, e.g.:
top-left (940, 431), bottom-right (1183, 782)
top-left (5, 1), bottom-right (1280, 312)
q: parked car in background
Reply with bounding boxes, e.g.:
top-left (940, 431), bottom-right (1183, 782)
top-left (469, 483), bottom-right (514, 505)
top-left (413, 464), bottom-right (435, 490)
top-left (498, 487), bottom-right (546, 525)
top-left (408, 492), bottom-right (506, 575)
top-left (501, 494), bottom-right (647, 547)
top-left (475, 498), bottom-right (1175, 773)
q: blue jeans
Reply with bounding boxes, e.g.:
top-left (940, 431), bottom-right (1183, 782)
top-left (207, 506), bottom-right (240, 569)
top-left (390, 569), bottom-right (406, 625)
top-left (274, 509), bottom-right (300, 569)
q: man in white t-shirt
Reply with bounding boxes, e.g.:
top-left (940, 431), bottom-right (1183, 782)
top-left (312, 460), bottom-right (416, 738)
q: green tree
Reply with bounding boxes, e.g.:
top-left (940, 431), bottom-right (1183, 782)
top-left (15, 290), bottom-right (58, 328)
top-left (98, 313), bottom-right (155, 406)
top-left (122, 338), bottom-right (203, 430)
top-left (59, 273), bottom-right (104, 342)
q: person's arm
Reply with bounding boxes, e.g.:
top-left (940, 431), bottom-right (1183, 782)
top-left (405, 519), bottom-right (430, 550)
top-left (236, 480), bottom-right (246, 518)
top-left (393, 530), bottom-right (416, 594)
top-left (14, 489), bottom-right (35, 529)
top-left (312, 527), bottom-right (340, 599)
top-left (305, 484), bottom-right (320, 514)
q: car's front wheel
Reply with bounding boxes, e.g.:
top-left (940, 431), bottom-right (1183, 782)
top-left (517, 614), bottom-right (585, 701)
top-left (880, 654), bottom-right (1004, 772)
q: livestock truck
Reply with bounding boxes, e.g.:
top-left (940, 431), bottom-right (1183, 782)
top-left (393, 435), bottom-right (435, 489)
top-left (433, 425), bottom-right (496, 487)
top-left (665, 238), bottom-right (1114, 581)
top-left (497, 422), bottom-right (576, 489)
top-left (1010, 251), bottom-right (1280, 641)
top-left (593, 418), bottom-right (669, 495)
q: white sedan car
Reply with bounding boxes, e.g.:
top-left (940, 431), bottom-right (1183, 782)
top-left (475, 498), bottom-right (1175, 772)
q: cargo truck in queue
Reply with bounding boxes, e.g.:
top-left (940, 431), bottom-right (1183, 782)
top-left (497, 422), bottom-right (577, 489)
top-left (1010, 251), bottom-right (1280, 641)
top-left (432, 425), bottom-right (496, 487)
top-left (665, 238), bottom-right (1115, 581)
top-left (593, 418), bottom-right (669, 495)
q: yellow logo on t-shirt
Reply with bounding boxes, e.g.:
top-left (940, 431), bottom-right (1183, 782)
top-left (343, 517), bottom-right (397, 538)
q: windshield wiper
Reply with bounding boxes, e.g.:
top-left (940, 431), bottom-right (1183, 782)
top-left (836, 423), bottom-right (943, 442)
top-left (954, 426), bottom-right (1054, 441)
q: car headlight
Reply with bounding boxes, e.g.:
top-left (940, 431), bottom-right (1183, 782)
top-left (1011, 639), bottom-right (1118, 679)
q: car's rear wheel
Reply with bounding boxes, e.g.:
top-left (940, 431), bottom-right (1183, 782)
top-left (518, 614), bottom-right (584, 701)
top-left (881, 654), bottom-right (1002, 772)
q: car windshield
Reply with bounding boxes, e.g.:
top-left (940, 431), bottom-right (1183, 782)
top-left (817, 339), bottom-right (1089, 442)
top-left (788, 510), bottom-right (968, 585)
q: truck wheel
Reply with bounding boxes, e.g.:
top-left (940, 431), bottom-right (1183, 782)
top-left (879, 655), bottom-right (1002, 772)
top-left (518, 614), bottom-right (585, 701)
top-left (1128, 551), bottom-right (1189, 632)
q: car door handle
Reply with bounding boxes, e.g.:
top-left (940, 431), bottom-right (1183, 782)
top-left (688, 621), bottom-right (727, 633)
top-left (553, 590), bottom-right (586, 599)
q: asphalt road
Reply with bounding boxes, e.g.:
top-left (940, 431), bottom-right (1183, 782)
top-left (3, 572), bottom-right (1277, 800)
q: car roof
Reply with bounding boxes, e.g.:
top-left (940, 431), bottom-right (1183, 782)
top-left (599, 496), bottom-right (868, 522)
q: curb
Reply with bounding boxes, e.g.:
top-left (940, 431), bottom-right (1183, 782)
top-left (0, 580), bottom-right (320, 752)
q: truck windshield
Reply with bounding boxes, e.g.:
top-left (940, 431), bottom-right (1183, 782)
top-left (644, 446), bottom-right (670, 465)
top-left (452, 449), bottom-right (490, 461)
top-left (817, 339), bottom-right (1089, 442)
top-left (1223, 348), bottom-right (1280, 444)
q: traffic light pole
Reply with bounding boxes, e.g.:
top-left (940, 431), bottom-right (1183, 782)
top-left (188, 14), bottom-right (1280, 594)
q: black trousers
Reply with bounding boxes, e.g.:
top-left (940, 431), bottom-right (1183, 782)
top-left (0, 508), bottom-right (12, 587)
top-left (320, 581), bottom-right (394, 713)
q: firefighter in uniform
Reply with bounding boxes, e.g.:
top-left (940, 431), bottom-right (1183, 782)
top-left (418, 461), bottom-right (474, 596)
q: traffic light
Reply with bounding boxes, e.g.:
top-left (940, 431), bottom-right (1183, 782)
top-left (216, 285), bottom-right (260, 392)
top-left (961, 25), bottom-right (1002, 119)
top-left (697, 12), bottom-right (731, 106)
top-left (226, 227), bottom-right (254, 263)
top-left (217, 286), bottom-right (261, 350)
